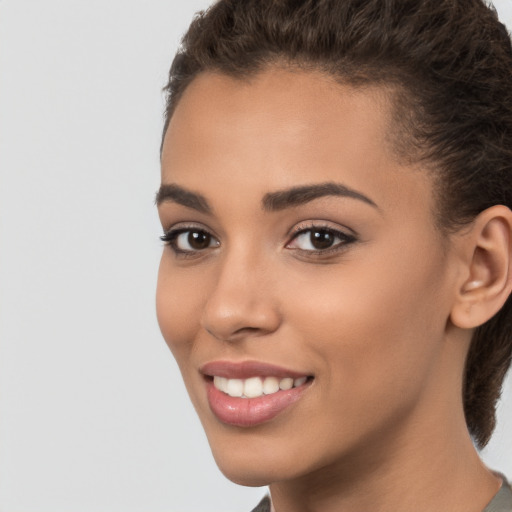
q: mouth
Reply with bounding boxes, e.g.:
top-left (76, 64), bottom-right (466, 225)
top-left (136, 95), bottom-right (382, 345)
top-left (212, 375), bottom-right (310, 398)
top-left (200, 361), bottom-right (314, 427)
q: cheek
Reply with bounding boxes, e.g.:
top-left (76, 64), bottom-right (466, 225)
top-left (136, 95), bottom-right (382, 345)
top-left (288, 245), bottom-right (450, 411)
top-left (156, 252), bottom-right (205, 363)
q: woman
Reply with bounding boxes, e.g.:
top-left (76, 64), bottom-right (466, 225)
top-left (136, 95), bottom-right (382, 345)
top-left (155, 1), bottom-right (512, 510)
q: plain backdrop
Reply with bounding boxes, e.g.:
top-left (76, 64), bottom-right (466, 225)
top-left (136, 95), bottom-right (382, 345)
top-left (1, 1), bottom-right (511, 511)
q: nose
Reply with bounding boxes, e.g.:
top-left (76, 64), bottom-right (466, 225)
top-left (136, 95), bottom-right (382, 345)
top-left (200, 251), bottom-right (281, 342)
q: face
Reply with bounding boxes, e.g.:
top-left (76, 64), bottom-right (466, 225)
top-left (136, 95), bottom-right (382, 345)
top-left (157, 69), bottom-right (463, 486)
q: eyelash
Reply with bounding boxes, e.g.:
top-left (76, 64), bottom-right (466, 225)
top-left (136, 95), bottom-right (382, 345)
top-left (160, 225), bottom-right (220, 257)
top-left (286, 224), bottom-right (357, 256)
top-left (160, 224), bottom-right (357, 258)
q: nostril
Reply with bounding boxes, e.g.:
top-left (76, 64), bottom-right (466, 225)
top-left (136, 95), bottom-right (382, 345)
top-left (233, 326), bottom-right (262, 335)
top-left (204, 325), bottom-right (273, 342)
top-left (201, 291), bottom-right (282, 342)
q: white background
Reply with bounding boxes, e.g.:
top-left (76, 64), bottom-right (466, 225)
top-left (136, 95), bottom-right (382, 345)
top-left (1, 1), bottom-right (511, 511)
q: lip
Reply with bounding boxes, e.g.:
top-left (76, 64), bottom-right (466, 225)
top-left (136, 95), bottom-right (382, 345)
top-left (200, 360), bottom-right (309, 379)
top-left (200, 360), bottom-right (313, 427)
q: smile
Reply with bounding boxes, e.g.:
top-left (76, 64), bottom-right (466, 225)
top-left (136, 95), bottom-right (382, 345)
top-left (201, 361), bottom-right (313, 427)
top-left (213, 375), bottom-right (308, 398)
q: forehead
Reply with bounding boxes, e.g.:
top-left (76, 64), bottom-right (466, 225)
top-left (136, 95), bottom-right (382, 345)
top-left (163, 68), bottom-right (394, 166)
top-left (161, 68), bottom-right (434, 221)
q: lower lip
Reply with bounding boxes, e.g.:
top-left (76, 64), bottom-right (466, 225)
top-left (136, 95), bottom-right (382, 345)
top-left (206, 379), bottom-right (311, 427)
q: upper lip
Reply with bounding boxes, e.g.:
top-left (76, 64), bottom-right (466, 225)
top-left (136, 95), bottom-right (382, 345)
top-left (200, 360), bottom-right (311, 379)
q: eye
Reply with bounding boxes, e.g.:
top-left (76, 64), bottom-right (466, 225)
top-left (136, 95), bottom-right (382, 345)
top-left (161, 228), bottom-right (220, 254)
top-left (287, 226), bottom-right (356, 253)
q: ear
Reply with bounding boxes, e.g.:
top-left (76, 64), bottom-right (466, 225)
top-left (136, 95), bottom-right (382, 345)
top-left (450, 205), bottom-right (512, 329)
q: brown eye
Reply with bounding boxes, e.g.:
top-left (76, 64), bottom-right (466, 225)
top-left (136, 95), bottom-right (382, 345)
top-left (187, 231), bottom-right (211, 250)
top-left (310, 230), bottom-right (336, 249)
top-left (287, 226), bottom-right (356, 253)
top-left (161, 228), bottom-right (220, 253)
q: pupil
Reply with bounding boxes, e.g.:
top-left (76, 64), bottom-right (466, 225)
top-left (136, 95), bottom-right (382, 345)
top-left (188, 231), bottom-right (210, 249)
top-left (311, 230), bottom-right (334, 249)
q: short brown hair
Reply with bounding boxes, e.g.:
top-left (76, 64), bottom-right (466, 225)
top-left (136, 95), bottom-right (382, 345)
top-left (162, 0), bottom-right (512, 448)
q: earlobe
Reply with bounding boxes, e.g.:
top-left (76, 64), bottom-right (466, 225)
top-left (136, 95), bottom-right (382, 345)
top-left (450, 205), bottom-right (512, 329)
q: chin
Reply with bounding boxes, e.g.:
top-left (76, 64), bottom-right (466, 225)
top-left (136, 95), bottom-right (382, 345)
top-left (220, 468), bottom-right (273, 488)
top-left (206, 430), bottom-right (314, 487)
top-left (209, 449), bottom-right (268, 486)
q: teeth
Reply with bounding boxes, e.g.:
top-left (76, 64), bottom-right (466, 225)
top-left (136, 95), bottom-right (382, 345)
top-left (244, 377), bottom-right (263, 398)
top-left (213, 376), bottom-right (228, 393)
top-left (279, 377), bottom-right (294, 390)
top-left (262, 376), bottom-right (280, 395)
top-left (294, 376), bottom-right (307, 387)
top-left (226, 378), bottom-right (244, 397)
top-left (213, 375), bottom-right (308, 398)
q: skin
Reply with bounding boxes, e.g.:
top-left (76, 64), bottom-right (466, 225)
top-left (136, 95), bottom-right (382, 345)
top-left (156, 69), bottom-right (502, 512)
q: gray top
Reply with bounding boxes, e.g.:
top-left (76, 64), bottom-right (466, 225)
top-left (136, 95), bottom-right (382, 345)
top-left (251, 477), bottom-right (512, 512)
top-left (250, 496), bottom-right (271, 512)
top-left (483, 477), bottom-right (512, 512)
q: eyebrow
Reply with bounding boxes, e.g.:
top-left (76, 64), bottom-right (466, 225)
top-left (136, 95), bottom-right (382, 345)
top-left (262, 182), bottom-right (378, 211)
top-left (155, 184), bottom-right (212, 213)
top-left (155, 181), bottom-right (378, 213)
